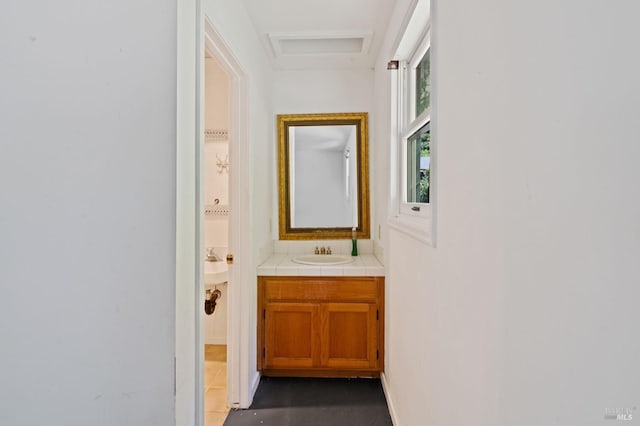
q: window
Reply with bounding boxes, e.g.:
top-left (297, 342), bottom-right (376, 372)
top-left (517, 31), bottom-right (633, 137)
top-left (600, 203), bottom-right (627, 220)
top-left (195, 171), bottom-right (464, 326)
top-left (406, 121), bottom-right (430, 204)
top-left (401, 32), bottom-right (431, 215)
top-left (389, 0), bottom-right (434, 245)
top-left (415, 48), bottom-right (431, 117)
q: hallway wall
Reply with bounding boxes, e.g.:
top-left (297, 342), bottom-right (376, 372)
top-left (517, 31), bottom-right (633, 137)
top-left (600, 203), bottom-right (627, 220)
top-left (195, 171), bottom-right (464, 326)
top-left (376, 0), bottom-right (640, 425)
top-left (0, 1), bottom-right (177, 425)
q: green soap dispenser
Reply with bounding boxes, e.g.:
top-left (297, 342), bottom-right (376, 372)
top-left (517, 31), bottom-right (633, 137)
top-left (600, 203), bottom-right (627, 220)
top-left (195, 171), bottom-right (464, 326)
top-left (351, 227), bottom-right (358, 256)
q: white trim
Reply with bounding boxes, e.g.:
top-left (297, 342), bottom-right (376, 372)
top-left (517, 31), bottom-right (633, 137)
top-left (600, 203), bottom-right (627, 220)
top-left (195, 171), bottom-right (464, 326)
top-left (400, 32), bottom-right (431, 216)
top-left (249, 372), bottom-right (261, 402)
top-left (430, 0), bottom-right (438, 249)
top-left (402, 109), bottom-right (431, 141)
top-left (407, 30), bottom-right (431, 123)
top-left (399, 118), bottom-right (430, 219)
top-left (203, 18), bottom-right (253, 409)
top-left (398, 202), bottom-right (431, 219)
top-left (195, 7), bottom-right (205, 426)
top-left (388, 216), bottom-right (432, 246)
top-left (381, 372), bottom-right (401, 426)
top-left (388, 60), bottom-right (401, 220)
top-left (408, 28), bottom-right (431, 71)
top-left (393, 0), bottom-right (431, 59)
top-left (389, 0), bottom-right (436, 247)
top-left (268, 31), bottom-right (373, 57)
top-left (390, 0), bottom-right (419, 59)
top-left (175, 0), bottom-right (201, 425)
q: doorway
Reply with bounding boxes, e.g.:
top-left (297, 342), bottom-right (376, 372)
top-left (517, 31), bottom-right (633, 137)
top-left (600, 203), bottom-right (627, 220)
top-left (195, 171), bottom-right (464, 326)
top-left (202, 44), bottom-right (232, 426)
top-left (176, 7), bottom-right (252, 425)
top-left (201, 15), bottom-right (249, 416)
top-left (175, 4), bottom-right (257, 426)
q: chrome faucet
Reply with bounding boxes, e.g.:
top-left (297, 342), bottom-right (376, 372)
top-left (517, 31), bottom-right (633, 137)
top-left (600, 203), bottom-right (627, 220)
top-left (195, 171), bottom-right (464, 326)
top-left (206, 247), bottom-right (222, 262)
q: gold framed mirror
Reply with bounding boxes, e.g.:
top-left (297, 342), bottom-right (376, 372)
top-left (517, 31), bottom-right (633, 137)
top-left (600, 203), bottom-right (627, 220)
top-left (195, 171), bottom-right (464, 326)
top-left (278, 112), bottom-right (370, 240)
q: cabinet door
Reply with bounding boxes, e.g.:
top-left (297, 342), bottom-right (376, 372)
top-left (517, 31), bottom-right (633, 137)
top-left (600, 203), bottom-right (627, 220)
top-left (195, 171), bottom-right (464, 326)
top-left (321, 303), bottom-right (378, 370)
top-left (264, 303), bottom-right (320, 369)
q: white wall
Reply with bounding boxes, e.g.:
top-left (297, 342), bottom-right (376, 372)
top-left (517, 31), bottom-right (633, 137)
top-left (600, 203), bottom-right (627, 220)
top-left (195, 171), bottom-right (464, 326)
top-left (203, 145), bottom-right (229, 259)
top-left (175, 0), bottom-right (198, 423)
top-left (495, 2), bottom-right (640, 423)
top-left (203, 140), bottom-right (230, 249)
top-left (377, 0), bottom-right (640, 425)
top-left (0, 1), bottom-right (176, 425)
top-left (273, 69), bottom-right (374, 114)
top-left (272, 69), bottom-right (375, 240)
top-left (204, 57), bottom-right (230, 131)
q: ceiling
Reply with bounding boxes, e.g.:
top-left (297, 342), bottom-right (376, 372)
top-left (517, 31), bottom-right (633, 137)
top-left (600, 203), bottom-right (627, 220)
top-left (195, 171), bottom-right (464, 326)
top-left (242, 0), bottom-right (397, 70)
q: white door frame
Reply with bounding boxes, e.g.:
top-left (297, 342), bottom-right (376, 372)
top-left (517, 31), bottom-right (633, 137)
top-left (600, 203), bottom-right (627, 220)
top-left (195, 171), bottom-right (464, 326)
top-left (203, 16), bottom-right (251, 409)
top-left (176, 2), bottom-right (252, 424)
top-left (175, 0), bottom-right (202, 425)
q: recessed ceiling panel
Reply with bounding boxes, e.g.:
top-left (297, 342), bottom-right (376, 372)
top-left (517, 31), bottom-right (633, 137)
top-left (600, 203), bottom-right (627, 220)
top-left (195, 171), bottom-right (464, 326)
top-left (280, 37), bottom-right (363, 55)
top-left (243, 0), bottom-right (396, 69)
top-left (269, 33), bottom-right (371, 57)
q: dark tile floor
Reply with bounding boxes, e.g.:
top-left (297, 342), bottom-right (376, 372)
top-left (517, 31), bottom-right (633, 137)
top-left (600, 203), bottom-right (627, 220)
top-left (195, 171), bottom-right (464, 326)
top-left (224, 377), bottom-right (393, 426)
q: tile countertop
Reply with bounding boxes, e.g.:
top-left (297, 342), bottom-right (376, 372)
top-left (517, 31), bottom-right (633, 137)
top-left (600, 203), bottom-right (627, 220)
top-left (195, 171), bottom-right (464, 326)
top-left (257, 254), bottom-right (385, 277)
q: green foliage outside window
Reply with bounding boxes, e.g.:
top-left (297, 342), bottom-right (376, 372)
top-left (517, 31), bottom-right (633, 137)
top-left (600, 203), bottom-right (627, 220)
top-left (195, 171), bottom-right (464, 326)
top-left (407, 46), bottom-right (431, 205)
top-left (415, 48), bottom-right (430, 117)
top-left (419, 128), bottom-right (430, 203)
top-left (407, 123), bottom-right (430, 204)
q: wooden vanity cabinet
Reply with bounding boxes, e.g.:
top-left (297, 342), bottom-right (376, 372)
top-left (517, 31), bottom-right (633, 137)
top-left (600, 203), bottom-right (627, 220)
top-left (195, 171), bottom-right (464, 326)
top-left (257, 276), bottom-right (384, 377)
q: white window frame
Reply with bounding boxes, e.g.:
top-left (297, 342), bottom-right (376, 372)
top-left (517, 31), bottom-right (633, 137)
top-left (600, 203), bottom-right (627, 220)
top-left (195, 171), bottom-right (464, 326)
top-left (400, 32), bottom-right (431, 217)
top-left (388, 0), bottom-right (435, 246)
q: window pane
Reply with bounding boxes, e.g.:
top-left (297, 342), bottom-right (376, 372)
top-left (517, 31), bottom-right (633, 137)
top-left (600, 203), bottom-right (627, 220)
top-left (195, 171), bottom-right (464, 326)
top-left (406, 122), bottom-right (430, 204)
top-left (415, 48), bottom-right (430, 117)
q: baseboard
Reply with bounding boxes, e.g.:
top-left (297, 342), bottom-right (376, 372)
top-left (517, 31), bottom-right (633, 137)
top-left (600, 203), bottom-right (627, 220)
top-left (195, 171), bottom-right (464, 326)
top-left (247, 372), bottom-right (261, 407)
top-left (380, 372), bottom-right (400, 426)
top-left (260, 368), bottom-right (379, 378)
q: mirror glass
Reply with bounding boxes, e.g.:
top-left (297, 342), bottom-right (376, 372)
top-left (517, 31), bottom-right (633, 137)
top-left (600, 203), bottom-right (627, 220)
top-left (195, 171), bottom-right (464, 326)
top-left (278, 112), bottom-right (370, 240)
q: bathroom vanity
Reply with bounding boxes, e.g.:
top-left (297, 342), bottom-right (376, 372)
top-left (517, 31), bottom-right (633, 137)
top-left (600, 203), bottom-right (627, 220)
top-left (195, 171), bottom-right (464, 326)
top-left (257, 253), bottom-right (384, 377)
top-left (265, 111), bottom-right (381, 376)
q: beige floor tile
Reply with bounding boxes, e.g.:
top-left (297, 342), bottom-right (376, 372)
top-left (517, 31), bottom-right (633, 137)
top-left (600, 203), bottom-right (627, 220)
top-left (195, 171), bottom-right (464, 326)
top-left (205, 387), bottom-right (228, 413)
top-left (204, 344), bottom-right (229, 421)
top-left (208, 368), bottom-right (227, 389)
top-left (205, 363), bottom-right (224, 378)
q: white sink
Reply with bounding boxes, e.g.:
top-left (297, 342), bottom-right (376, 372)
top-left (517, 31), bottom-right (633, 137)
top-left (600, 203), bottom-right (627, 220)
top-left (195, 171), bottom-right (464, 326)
top-left (204, 260), bottom-right (228, 284)
top-left (292, 254), bottom-right (354, 266)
